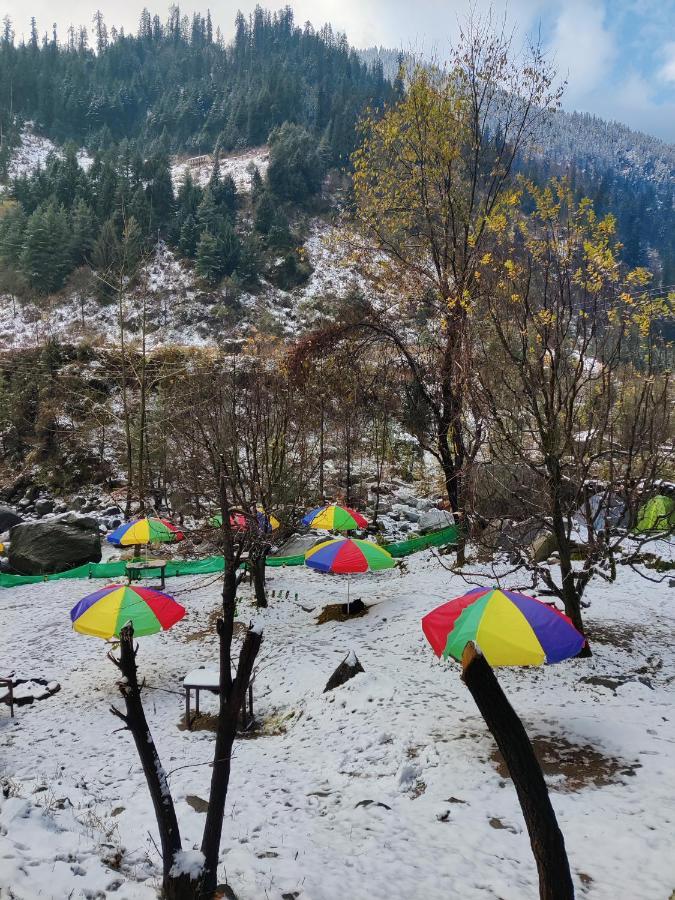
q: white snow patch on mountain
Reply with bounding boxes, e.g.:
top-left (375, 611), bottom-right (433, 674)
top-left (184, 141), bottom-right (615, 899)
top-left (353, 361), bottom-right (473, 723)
top-left (171, 146), bottom-right (269, 193)
top-left (2, 125), bottom-right (93, 188)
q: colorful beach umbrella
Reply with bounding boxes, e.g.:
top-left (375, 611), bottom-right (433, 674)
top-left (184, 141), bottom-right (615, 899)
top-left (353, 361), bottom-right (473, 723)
top-left (422, 587), bottom-right (585, 667)
top-left (210, 508), bottom-right (280, 532)
top-left (107, 517), bottom-right (184, 546)
top-left (302, 504), bottom-right (368, 531)
top-left (305, 537), bottom-right (394, 612)
top-left (305, 537), bottom-right (394, 573)
top-left (70, 584), bottom-right (186, 639)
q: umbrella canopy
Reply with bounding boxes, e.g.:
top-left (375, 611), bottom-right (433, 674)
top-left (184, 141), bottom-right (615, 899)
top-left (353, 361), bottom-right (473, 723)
top-left (210, 508), bottom-right (280, 532)
top-left (70, 584), bottom-right (186, 639)
top-left (422, 587), bottom-right (584, 667)
top-left (107, 518), bottom-right (184, 546)
top-left (305, 537), bottom-right (394, 573)
top-left (635, 494), bottom-right (675, 533)
top-left (302, 504), bottom-right (368, 531)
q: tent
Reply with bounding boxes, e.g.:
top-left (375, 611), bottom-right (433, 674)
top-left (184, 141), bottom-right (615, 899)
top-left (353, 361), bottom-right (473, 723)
top-left (635, 495), bottom-right (675, 533)
top-left (574, 493), bottom-right (628, 535)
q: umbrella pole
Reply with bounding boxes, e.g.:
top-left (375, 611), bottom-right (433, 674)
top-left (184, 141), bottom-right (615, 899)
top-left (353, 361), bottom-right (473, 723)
top-left (347, 573), bottom-right (351, 616)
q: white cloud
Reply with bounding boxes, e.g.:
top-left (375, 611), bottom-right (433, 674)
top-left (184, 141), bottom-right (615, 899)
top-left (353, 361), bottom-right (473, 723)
top-left (549, 1), bottom-right (616, 99)
top-left (658, 41), bottom-right (675, 83)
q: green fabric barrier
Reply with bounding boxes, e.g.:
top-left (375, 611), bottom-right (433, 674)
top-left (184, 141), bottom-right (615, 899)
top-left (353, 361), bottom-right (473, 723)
top-left (266, 553), bottom-right (306, 567)
top-left (0, 525), bottom-right (458, 587)
top-left (384, 524), bottom-right (459, 557)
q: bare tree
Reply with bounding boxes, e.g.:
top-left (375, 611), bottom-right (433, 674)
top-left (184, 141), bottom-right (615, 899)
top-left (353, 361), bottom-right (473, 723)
top-left (108, 460), bottom-right (262, 899)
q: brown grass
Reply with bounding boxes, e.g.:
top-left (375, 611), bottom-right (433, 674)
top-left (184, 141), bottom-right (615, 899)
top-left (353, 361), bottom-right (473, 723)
top-left (316, 602), bottom-right (369, 625)
top-left (491, 733), bottom-right (640, 792)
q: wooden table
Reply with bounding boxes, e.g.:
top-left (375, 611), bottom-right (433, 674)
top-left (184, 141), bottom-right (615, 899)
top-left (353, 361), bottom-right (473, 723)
top-left (125, 558), bottom-right (168, 590)
top-left (183, 667), bottom-right (254, 731)
top-left (0, 677), bottom-right (14, 718)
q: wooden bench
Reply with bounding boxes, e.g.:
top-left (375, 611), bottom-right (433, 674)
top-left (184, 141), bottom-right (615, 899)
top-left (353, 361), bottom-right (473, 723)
top-left (182, 668), bottom-right (254, 731)
top-left (125, 558), bottom-right (168, 590)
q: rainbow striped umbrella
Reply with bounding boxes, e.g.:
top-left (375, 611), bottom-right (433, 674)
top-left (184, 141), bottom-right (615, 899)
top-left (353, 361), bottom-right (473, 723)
top-left (305, 538), bottom-right (394, 612)
top-left (210, 508), bottom-right (280, 532)
top-left (422, 588), bottom-right (585, 667)
top-left (70, 584), bottom-right (186, 639)
top-left (107, 517), bottom-right (184, 547)
top-left (302, 504), bottom-right (368, 531)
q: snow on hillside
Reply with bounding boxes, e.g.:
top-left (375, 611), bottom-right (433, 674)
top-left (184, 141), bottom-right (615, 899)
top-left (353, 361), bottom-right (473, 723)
top-left (0, 217), bottom-right (359, 351)
top-left (1, 125), bottom-right (92, 187)
top-left (1, 550), bottom-right (674, 898)
top-left (171, 146), bottom-right (269, 192)
top-left (4, 126), bottom-right (57, 180)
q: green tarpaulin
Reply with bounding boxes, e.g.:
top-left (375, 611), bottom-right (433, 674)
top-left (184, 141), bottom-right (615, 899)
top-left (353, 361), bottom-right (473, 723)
top-left (0, 524), bottom-right (458, 588)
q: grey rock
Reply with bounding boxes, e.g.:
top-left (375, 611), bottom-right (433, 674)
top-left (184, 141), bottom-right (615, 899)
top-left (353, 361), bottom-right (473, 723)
top-left (101, 505), bottom-right (123, 517)
top-left (0, 506), bottom-right (22, 532)
top-left (405, 509), bottom-right (420, 523)
top-left (419, 508), bottom-right (455, 532)
top-left (56, 512), bottom-right (99, 529)
top-left (271, 533), bottom-right (321, 557)
top-left (35, 498), bottom-right (55, 517)
top-left (416, 498), bottom-right (434, 511)
top-left (9, 517), bottom-right (101, 575)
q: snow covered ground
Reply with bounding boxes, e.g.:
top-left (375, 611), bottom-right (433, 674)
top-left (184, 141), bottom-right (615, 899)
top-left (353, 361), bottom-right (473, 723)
top-left (1, 548), bottom-right (674, 899)
top-left (1, 125), bottom-right (92, 189)
top-left (171, 147), bottom-right (269, 193)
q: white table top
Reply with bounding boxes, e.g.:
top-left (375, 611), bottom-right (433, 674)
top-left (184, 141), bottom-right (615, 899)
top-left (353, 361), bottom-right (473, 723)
top-left (126, 558), bottom-right (167, 569)
top-left (183, 669), bottom-right (220, 689)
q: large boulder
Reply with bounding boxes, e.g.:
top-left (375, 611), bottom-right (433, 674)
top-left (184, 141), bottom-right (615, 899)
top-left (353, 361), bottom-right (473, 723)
top-left (271, 533), bottom-right (321, 558)
top-left (0, 507), bottom-right (22, 532)
top-left (419, 508), bottom-right (455, 532)
top-left (8, 515), bottom-right (101, 575)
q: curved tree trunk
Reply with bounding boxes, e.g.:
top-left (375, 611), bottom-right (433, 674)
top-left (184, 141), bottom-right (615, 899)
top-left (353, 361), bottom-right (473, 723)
top-left (461, 642), bottom-right (575, 900)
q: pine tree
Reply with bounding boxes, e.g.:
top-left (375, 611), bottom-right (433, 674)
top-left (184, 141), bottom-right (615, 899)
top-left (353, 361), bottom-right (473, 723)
top-left (195, 230), bottom-right (221, 283)
top-left (218, 219), bottom-right (240, 276)
top-left (145, 154), bottom-right (175, 234)
top-left (21, 201), bottom-right (71, 293)
top-left (196, 186), bottom-right (219, 234)
top-left (178, 214), bottom-right (200, 257)
top-left (70, 200), bottom-right (96, 265)
top-left (254, 191), bottom-right (276, 234)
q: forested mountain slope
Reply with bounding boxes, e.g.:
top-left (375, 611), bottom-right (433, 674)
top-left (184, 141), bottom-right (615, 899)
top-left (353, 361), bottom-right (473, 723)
top-left (0, 5), bottom-right (672, 329)
top-left (0, 7), bottom-right (390, 159)
top-left (361, 45), bottom-right (674, 288)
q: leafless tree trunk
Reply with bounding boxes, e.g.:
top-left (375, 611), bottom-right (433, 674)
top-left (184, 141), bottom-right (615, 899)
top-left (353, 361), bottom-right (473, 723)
top-left (462, 643), bottom-right (575, 900)
top-left (109, 625), bottom-right (190, 898)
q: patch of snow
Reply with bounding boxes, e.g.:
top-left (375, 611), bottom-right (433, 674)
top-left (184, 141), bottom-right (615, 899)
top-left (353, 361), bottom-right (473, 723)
top-left (2, 124), bottom-right (92, 186)
top-left (170, 849), bottom-right (205, 880)
top-left (171, 147), bottom-right (269, 193)
top-left (344, 649), bottom-right (358, 668)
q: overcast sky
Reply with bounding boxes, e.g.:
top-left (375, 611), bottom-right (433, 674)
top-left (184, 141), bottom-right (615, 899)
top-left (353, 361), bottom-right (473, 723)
top-left (3, 0), bottom-right (675, 142)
